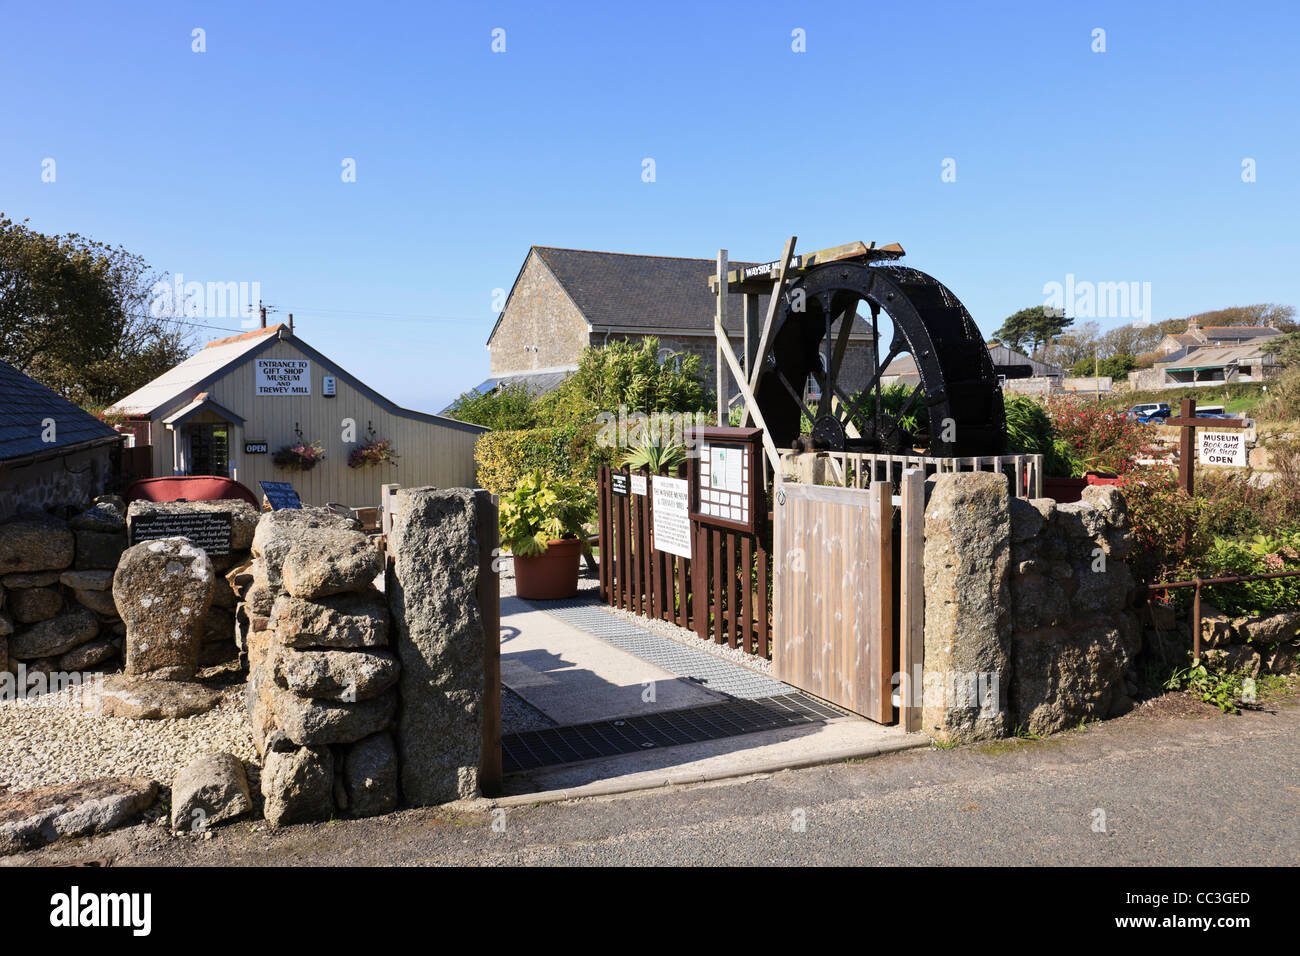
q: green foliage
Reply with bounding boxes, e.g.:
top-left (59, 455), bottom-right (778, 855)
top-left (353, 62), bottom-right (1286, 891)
top-left (1200, 532), bottom-right (1300, 616)
top-left (992, 305), bottom-right (1074, 357)
top-left (1045, 395), bottom-right (1148, 475)
top-left (849, 382), bottom-right (929, 435)
top-left (0, 213), bottom-right (194, 404)
top-left (1163, 657), bottom-right (1250, 714)
top-left (498, 470), bottom-right (593, 556)
top-left (444, 381), bottom-right (538, 431)
top-left (1070, 354), bottom-right (1136, 379)
top-left (621, 438), bottom-right (687, 473)
top-left (536, 337), bottom-right (707, 425)
top-left (474, 423), bottom-right (614, 498)
top-left (1003, 395), bottom-right (1086, 477)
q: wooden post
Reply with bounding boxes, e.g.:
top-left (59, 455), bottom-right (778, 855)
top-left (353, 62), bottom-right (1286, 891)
top-left (380, 483), bottom-right (400, 535)
top-left (716, 250), bottom-right (729, 425)
top-left (476, 491), bottom-right (502, 796)
top-left (1178, 398), bottom-right (1196, 496)
top-left (898, 469), bottom-right (925, 732)
top-left (743, 293), bottom-right (761, 379)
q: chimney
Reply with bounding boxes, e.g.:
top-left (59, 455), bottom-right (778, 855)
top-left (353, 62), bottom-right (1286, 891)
top-left (259, 301), bottom-right (267, 329)
top-left (288, 313), bottom-right (294, 334)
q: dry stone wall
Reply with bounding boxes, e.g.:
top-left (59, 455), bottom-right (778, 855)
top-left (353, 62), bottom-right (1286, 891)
top-left (923, 474), bottom-right (1141, 743)
top-left (244, 507), bottom-right (400, 825)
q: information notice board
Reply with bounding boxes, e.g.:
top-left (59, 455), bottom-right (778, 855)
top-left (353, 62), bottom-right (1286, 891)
top-left (259, 481), bottom-right (303, 510)
top-left (130, 511), bottom-right (233, 556)
top-left (650, 475), bottom-right (692, 559)
top-left (687, 426), bottom-right (763, 534)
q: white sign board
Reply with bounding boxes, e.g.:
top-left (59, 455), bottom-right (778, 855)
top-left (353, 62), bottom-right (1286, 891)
top-left (256, 359), bottom-right (311, 396)
top-left (630, 474), bottom-right (647, 496)
top-left (1198, 430), bottom-right (1247, 468)
top-left (651, 475), bottom-right (692, 559)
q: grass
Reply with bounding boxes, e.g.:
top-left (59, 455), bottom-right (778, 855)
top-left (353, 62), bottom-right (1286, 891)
top-left (1102, 382), bottom-right (1268, 415)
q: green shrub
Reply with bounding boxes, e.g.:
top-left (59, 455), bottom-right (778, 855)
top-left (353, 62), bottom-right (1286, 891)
top-left (444, 381), bottom-right (539, 431)
top-left (498, 470), bottom-right (593, 556)
top-left (475, 423), bottom-right (615, 498)
top-left (1201, 532), bottom-right (1300, 616)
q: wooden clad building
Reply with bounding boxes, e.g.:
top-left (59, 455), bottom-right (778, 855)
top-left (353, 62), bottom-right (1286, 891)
top-left (110, 324), bottom-right (486, 507)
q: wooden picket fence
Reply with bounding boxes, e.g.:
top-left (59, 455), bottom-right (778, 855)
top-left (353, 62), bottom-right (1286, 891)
top-left (597, 464), bottom-right (772, 658)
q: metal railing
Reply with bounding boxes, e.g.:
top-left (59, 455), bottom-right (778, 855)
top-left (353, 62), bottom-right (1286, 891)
top-left (1137, 569), bottom-right (1300, 660)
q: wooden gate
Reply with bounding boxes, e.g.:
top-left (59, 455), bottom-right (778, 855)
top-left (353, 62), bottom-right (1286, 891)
top-left (772, 472), bottom-right (926, 725)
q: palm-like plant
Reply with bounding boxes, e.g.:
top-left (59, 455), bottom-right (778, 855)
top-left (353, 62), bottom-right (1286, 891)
top-left (620, 439), bottom-right (687, 474)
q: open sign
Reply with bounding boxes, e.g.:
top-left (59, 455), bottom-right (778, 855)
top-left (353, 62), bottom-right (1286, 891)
top-left (1198, 431), bottom-right (1246, 468)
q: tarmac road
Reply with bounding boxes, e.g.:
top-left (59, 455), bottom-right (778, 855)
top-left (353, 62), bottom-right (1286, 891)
top-left (8, 693), bottom-right (1299, 867)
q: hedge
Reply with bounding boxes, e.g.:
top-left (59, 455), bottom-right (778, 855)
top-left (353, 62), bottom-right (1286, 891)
top-left (474, 423), bottom-right (616, 498)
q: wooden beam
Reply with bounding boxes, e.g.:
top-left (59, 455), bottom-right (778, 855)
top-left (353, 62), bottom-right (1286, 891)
top-left (708, 240), bottom-right (906, 294)
top-left (716, 250), bottom-right (729, 425)
top-left (713, 307), bottom-right (783, 472)
top-left (743, 236), bottom-right (797, 427)
top-left (899, 468), bottom-right (925, 733)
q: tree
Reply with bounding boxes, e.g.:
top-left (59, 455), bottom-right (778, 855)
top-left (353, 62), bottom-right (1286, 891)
top-left (536, 337), bottom-right (707, 426)
top-left (993, 306), bottom-right (1074, 358)
top-left (444, 381), bottom-right (538, 431)
top-left (1184, 303), bottom-right (1296, 330)
top-left (0, 214), bottom-right (193, 405)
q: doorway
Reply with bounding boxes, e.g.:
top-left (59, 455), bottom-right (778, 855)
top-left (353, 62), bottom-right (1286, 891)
top-left (187, 423), bottom-right (230, 477)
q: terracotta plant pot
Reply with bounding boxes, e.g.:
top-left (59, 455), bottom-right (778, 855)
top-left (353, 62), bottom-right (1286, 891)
top-left (513, 537), bottom-right (582, 600)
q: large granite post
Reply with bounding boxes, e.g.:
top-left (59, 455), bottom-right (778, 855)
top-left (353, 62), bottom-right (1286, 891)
top-left (387, 487), bottom-right (492, 805)
top-left (922, 472), bottom-right (1012, 744)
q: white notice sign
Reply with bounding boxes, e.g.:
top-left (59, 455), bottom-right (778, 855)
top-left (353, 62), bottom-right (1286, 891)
top-left (651, 475), bottom-right (692, 559)
top-left (1198, 430), bottom-right (1247, 468)
top-left (256, 359), bottom-right (311, 396)
top-left (630, 474), bottom-right (647, 496)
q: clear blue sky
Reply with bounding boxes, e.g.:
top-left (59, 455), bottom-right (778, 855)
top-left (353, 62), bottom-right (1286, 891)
top-left (2, 0), bottom-right (1297, 410)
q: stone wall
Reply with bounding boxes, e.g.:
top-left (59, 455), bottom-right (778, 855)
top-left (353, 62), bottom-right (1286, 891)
top-left (922, 473), bottom-right (1141, 744)
top-left (1, 499), bottom-right (128, 680)
top-left (0, 443), bottom-right (116, 521)
top-left (0, 497), bottom-right (257, 688)
top-left (243, 508), bottom-right (396, 825)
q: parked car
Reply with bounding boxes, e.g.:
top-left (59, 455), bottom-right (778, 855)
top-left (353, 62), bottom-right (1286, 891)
top-left (1126, 402), bottom-right (1170, 421)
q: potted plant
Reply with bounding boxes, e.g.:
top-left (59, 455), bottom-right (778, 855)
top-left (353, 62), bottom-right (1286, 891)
top-left (499, 469), bottom-right (592, 599)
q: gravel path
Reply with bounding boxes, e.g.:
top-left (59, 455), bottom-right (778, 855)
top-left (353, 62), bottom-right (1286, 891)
top-left (0, 666), bottom-right (257, 795)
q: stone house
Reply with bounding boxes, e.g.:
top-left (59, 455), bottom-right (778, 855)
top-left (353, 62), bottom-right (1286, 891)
top-left (1153, 315), bottom-right (1283, 359)
top-left (0, 360), bottom-right (124, 519)
top-left (475, 246), bottom-right (879, 406)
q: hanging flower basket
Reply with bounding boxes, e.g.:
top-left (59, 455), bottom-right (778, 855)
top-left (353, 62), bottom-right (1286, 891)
top-left (347, 436), bottom-right (399, 469)
top-left (273, 440), bottom-right (325, 472)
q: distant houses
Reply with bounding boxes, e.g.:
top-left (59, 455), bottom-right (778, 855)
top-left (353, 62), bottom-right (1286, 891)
top-left (1133, 317), bottom-right (1285, 390)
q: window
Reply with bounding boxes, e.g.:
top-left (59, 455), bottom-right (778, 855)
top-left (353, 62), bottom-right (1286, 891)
top-left (188, 423), bottom-right (230, 477)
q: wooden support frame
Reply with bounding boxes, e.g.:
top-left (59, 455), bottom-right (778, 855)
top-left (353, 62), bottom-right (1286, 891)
top-left (898, 468), bottom-right (925, 733)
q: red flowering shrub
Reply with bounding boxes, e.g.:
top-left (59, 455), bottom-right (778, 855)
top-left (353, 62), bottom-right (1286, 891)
top-left (1046, 396), bottom-right (1149, 475)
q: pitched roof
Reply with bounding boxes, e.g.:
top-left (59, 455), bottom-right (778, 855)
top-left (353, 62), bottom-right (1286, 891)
top-left (111, 325), bottom-right (284, 416)
top-left (500, 247), bottom-right (875, 340)
top-left (1200, 325), bottom-right (1283, 340)
top-left (1157, 343), bottom-right (1279, 370)
top-left (0, 360), bottom-right (120, 462)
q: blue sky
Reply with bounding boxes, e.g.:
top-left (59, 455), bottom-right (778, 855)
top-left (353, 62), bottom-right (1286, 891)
top-left (2, 0), bottom-right (1297, 410)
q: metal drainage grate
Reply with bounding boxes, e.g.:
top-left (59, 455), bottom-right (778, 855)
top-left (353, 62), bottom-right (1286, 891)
top-left (501, 693), bottom-right (848, 774)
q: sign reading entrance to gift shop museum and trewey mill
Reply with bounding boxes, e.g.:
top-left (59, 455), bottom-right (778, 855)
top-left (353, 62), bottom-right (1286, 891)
top-left (255, 359), bottom-right (311, 396)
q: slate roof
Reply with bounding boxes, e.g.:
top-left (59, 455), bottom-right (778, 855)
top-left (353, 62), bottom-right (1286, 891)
top-left (1200, 325), bottom-right (1283, 342)
top-left (1158, 343), bottom-right (1279, 371)
top-left (507, 247), bottom-right (875, 339)
top-left (0, 360), bottom-right (120, 462)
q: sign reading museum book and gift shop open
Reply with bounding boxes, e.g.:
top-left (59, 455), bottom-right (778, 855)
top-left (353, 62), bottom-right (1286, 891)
top-left (256, 359), bottom-right (311, 396)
